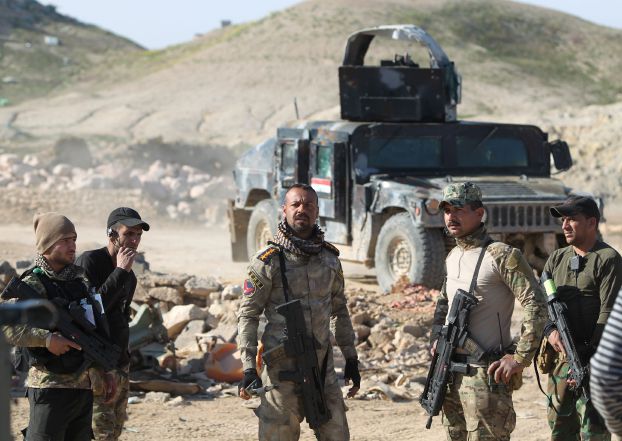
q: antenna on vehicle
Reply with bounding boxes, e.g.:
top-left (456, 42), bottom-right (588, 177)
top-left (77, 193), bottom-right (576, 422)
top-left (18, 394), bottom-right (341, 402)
top-left (293, 97), bottom-right (300, 120)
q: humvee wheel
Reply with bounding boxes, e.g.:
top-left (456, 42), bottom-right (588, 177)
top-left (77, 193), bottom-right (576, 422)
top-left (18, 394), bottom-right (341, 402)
top-left (247, 199), bottom-right (278, 259)
top-left (375, 213), bottom-right (445, 292)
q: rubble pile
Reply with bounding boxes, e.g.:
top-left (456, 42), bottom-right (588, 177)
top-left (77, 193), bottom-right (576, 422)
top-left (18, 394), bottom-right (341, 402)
top-left (3, 255), bottom-right (440, 403)
top-left (0, 153), bottom-right (234, 224)
top-left (346, 282), bottom-right (439, 401)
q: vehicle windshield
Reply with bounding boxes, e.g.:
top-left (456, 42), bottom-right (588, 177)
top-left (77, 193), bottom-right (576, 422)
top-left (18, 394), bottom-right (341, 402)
top-left (354, 124), bottom-right (545, 181)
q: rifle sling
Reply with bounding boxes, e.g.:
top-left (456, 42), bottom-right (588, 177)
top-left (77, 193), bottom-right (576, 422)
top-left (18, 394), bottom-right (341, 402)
top-left (469, 239), bottom-right (493, 295)
top-left (273, 243), bottom-right (329, 383)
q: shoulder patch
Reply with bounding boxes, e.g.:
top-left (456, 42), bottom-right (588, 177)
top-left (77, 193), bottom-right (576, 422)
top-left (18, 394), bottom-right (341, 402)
top-left (487, 242), bottom-right (512, 259)
top-left (257, 246), bottom-right (279, 263)
top-left (323, 242), bottom-right (340, 256)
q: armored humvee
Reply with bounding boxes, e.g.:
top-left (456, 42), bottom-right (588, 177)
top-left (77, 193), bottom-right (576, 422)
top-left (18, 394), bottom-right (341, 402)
top-left (228, 25), bottom-right (579, 292)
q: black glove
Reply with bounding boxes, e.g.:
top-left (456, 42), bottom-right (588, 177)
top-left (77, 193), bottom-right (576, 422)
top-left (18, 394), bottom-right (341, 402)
top-left (344, 358), bottom-right (361, 388)
top-left (238, 368), bottom-right (262, 396)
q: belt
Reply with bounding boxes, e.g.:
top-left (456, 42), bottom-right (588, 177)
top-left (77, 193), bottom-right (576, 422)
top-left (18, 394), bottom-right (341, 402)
top-left (452, 353), bottom-right (503, 366)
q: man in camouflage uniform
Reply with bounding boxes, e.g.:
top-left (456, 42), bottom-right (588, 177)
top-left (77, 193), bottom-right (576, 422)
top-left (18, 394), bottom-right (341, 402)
top-left (237, 183), bottom-right (360, 441)
top-left (431, 182), bottom-right (548, 440)
top-left (543, 196), bottom-right (622, 440)
top-left (1, 212), bottom-right (114, 441)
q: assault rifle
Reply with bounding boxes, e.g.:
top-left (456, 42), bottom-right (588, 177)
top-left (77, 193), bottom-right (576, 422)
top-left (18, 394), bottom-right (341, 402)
top-left (541, 271), bottom-right (590, 400)
top-left (419, 289), bottom-right (480, 429)
top-left (1, 276), bottom-right (121, 372)
top-left (274, 299), bottom-right (331, 436)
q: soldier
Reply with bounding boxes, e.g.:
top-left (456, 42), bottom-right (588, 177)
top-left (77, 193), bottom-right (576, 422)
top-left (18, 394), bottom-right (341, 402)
top-left (543, 196), bottom-right (622, 440)
top-left (431, 182), bottom-right (548, 440)
top-left (76, 207), bottom-right (150, 441)
top-left (237, 183), bottom-right (360, 441)
top-left (1, 212), bottom-right (114, 441)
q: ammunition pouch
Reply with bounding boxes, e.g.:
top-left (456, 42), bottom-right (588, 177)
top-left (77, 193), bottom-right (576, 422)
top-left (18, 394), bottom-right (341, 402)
top-left (261, 343), bottom-right (288, 367)
top-left (536, 336), bottom-right (558, 375)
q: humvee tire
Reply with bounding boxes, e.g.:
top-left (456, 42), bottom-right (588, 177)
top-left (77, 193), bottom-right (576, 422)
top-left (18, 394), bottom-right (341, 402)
top-left (246, 199), bottom-right (278, 259)
top-left (375, 213), bottom-right (445, 292)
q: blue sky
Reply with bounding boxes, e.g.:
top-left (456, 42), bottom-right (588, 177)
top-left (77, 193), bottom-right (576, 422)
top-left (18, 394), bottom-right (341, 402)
top-left (42, 0), bottom-right (622, 49)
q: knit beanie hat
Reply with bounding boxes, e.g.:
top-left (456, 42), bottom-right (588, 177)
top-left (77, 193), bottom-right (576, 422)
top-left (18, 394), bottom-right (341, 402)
top-left (33, 212), bottom-right (76, 254)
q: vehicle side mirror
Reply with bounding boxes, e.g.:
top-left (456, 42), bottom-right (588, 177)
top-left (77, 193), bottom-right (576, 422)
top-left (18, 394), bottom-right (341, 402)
top-left (549, 140), bottom-right (572, 172)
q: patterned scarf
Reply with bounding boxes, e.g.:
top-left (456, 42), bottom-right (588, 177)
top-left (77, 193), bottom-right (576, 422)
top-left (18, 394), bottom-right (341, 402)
top-left (34, 254), bottom-right (80, 281)
top-left (272, 221), bottom-right (325, 256)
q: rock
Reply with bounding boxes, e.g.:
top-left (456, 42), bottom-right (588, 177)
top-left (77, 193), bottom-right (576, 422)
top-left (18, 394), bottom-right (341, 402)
top-left (151, 273), bottom-right (191, 287)
top-left (177, 354), bottom-right (207, 376)
top-left (184, 276), bottom-right (221, 297)
top-left (23, 172), bottom-right (45, 186)
top-left (148, 286), bottom-right (184, 305)
top-left (0, 261), bottom-right (17, 285)
top-left (22, 154), bottom-right (39, 167)
top-left (221, 284), bottom-right (242, 300)
top-left (143, 391), bottom-right (170, 403)
top-left (202, 323), bottom-right (238, 343)
top-left (401, 322), bottom-right (427, 338)
top-left (393, 332), bottom-right (419, 355)
top-left (165, 396), bottom-right (188, 407)
top-left (15, 260), bottom-right (32, 270)
top-left (189, 184), bottom-right (206, 199)
top-left (174, 320), bottom-right (207, 350)
top-left (163, 304), bottom-right (209, 338)
top-left (53, 137), bottom-right (93, 168)
top-left (208, 303), bottom-right (224, 318)
top-left (354, 324), bottom-right (371, 342)
top-left (127, 396), bottom-right (142, 404)
top-left (368, 329), bottom-right (393, 350)
top-left (52, 163), bottom-right (72, 177)
top-left (352, 312), bottom-right (372, 326)
top-left (142, 180), bottom-right (169, 201)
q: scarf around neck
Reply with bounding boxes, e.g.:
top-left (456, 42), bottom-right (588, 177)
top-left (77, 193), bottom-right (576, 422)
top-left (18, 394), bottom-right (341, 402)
top-left (272, 221), bottom-right (325, 256)
top-left (34, 254), bottom-right (81, 281)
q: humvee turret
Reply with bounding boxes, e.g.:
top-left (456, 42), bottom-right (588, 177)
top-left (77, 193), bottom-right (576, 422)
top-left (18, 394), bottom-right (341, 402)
top-left (228, 25), bottom-right (581, 292)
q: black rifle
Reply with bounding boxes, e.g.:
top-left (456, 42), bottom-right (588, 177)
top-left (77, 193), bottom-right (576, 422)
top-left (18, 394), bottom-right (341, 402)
top-left (1, 276), bottom-right (121, 372)
top-left (419, 288), bottom-right (480, 429)
top-left (275, 299), bottom-right (331, 434)
top-left (541, 271), bottom-right (590, 400)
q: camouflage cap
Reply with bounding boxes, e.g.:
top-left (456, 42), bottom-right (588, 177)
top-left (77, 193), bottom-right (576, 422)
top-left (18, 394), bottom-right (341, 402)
top-left (439, 182), bottom-right (483, 208)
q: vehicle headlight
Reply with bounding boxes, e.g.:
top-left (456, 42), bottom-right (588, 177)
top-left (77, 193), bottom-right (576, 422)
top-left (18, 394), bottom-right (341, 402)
top-left (424, 198), bottom-right (441, 216)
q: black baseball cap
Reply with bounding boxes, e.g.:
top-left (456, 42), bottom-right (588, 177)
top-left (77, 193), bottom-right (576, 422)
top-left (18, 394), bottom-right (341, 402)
top-left (550, 196), bottom-right (600, 221)
top-left (107, 207), bottom-right (150, 231)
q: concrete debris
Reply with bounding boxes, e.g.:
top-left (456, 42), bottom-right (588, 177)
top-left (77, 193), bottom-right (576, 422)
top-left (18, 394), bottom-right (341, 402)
top-left (184, 276), bottom-right (222, 297)
top-left (0, 150), bottom-right (234, 225)
top-left (174, 320), bottom-right (207, 351)
top-left (143, 391), bottom-right (171, 403)
top-left (221, 284), bottom-right (242, 300)
top-left (147, 286), bottom-right (184, 305)
top-left (163, 304), bottom-right (209, 339)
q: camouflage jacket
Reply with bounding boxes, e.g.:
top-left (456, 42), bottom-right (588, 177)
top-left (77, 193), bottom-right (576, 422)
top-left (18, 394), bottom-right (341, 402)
top-left (432, 225), bottom-right (547, 366)
top-left (1, 265), bottom-right (92, 389)
top-left (237, 243), bottom-right (357, 380)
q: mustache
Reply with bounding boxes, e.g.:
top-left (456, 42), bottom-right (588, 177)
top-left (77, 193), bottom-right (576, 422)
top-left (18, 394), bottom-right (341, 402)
top-left (447, 221), bottom-right (461, 227)
top-left (295, 214), bottom-right (309, 220)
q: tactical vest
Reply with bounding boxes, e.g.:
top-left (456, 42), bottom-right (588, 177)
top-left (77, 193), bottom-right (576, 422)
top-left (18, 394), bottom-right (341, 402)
top-left (23, 268), bottom-right (91, 374)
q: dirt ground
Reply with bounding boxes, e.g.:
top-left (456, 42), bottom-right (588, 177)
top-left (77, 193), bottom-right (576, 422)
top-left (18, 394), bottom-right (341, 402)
top-left (3, 221), bottom-right (622, 440)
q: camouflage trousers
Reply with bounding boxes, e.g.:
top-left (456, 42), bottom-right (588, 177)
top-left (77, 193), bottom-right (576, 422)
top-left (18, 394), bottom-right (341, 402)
top-left (90, 366), bottom-right (130, 441)
top-left (442, 366), bottom-right (516, 441)
top-left (547, 359), bottom-right (610, 441)
top-left (255, 364), bottom-right (349, 441)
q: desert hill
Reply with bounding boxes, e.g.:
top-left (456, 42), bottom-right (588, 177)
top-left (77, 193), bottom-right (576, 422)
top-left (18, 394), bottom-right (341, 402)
top-left (0, 0), bottom-right (142, 105)
top-left (0, 0), bottom-right (621, 146)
